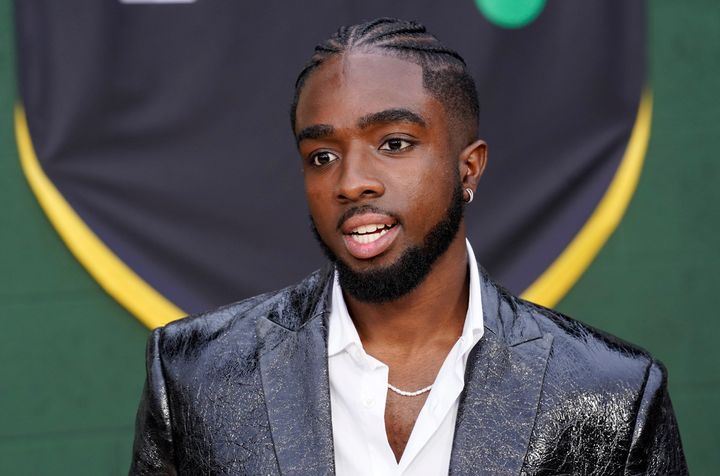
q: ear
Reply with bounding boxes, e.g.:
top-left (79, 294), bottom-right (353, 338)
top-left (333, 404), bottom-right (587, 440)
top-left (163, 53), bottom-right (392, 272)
top-left (458, 140), bottom-right (487, 193)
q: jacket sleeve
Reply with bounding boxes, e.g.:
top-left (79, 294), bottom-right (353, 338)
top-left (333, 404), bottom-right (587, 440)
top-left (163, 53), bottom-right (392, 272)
top-left (624, 360), bottom-right (688, 475)
top-left (129, 328), bottom-right (177, 476)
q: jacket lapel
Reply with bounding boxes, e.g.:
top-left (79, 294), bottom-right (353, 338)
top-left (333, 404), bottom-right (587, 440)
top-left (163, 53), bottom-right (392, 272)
top-left (450, 269), bottom-right (553, 475)
top-left (257, 267), bottom-right (335, 476)
top-left (255, 265), bottom-right (552, 475)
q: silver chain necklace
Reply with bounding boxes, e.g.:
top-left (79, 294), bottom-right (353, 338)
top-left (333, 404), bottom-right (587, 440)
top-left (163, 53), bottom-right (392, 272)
top-left (387, 383), bottom-right (433, 397)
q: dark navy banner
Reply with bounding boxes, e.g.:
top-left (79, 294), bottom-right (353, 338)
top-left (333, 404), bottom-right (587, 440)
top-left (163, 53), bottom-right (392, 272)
top-left (14, 0), bottom-right (646, 325)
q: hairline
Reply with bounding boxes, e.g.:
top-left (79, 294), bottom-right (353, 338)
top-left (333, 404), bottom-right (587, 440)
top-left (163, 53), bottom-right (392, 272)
top-left (291, 48), bottom-right (478, 144)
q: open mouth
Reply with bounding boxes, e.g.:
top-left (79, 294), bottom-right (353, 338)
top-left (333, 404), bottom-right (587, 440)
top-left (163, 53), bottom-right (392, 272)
top-left (347, 223), bottom-right (397, 244)
top-left (341, 216), bottom-right (400, 260)
top-left (339, 211), bottom-right (400, 259)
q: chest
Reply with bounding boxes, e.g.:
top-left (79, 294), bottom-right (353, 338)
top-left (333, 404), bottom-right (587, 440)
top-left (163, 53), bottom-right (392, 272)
top-left (381, 348), bottom-right (453, 455)
top-left (384, 390), bottom-right (430, 461)
top-left (329, 345), bottom-right (469, 473)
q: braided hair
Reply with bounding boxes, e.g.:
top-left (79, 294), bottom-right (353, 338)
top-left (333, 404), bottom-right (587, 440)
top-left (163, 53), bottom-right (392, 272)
top-left (290, 18), bottom-right (480, 141)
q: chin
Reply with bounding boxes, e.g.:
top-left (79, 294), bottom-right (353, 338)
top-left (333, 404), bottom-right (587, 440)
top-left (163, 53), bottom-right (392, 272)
top-left (309, 183), bottom-right (464, 302)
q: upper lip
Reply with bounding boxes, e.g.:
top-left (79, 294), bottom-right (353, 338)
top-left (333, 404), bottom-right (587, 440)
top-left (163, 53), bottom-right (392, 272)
top-left (340, 212), bottom-right (398, 235)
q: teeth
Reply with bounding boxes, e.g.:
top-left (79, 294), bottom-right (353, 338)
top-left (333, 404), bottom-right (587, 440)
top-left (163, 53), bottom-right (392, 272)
top-left (351, 228), bottom-right (389, 244)
top-left (353, 224), bottom-right (381, 234)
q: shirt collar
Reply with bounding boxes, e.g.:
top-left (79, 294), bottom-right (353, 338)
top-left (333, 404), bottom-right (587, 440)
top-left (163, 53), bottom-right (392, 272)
top-left (327, 239), bottom-right (484, 358)
top-left (327, 270), bottom-right (362, 357)
top-left (459, 238), bottom-right (485, 355)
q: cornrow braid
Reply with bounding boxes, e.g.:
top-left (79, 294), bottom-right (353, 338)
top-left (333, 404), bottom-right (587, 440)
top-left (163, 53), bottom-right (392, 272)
top-left (290, 17), bottom-right (479, 141)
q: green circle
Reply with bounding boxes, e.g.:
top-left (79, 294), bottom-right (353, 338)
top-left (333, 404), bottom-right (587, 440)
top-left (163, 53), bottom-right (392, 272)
top-left (475, 0), bottom-right (546, 28)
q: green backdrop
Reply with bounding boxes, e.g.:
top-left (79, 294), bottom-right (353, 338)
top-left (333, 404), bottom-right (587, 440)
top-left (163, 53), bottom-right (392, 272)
top-left (1, 0), bottom-right (717, 473)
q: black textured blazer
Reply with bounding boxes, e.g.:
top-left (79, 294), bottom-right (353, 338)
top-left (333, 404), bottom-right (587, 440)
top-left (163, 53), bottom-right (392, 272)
top-left (130, 264), bottom-right (687, 475)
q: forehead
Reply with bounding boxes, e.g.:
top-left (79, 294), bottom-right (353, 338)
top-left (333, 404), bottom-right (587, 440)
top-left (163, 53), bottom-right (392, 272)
top-left (295, 52), bottom-right (440, 132)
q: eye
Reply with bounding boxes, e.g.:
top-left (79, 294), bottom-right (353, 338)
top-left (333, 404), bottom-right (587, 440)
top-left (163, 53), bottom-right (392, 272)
top-left (379, 138), bottom-right (414, 152)
top-left (311, 151), bottom-right (339, 167)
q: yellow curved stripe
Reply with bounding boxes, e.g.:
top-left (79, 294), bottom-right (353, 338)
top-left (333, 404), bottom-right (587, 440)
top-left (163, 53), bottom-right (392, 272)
top-left (14, 104), bottom-right (186, 329)
top-left (521, 89), bottom-right (653, 308)
top-left (16, 88), bottom-right (650, 327)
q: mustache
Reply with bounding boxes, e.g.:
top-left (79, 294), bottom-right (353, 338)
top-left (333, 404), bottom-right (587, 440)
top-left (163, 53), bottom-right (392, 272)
top-left (336, 205), bottom-right (401, 231)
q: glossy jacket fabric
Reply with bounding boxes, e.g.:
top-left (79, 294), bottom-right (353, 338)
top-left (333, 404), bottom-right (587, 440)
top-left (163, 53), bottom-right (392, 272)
top-left (130, 265), bottom-right (688, 475)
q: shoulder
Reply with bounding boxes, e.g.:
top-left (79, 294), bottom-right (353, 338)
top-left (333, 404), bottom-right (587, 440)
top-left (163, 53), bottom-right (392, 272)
top-left (499, 295), bottom-right (685, 473)
top-left (520, 296), bottom-right (656, 381)
top-left (150, 267), bottom-right (331, 367)
top-left (506, 294), bottom-right (666, 435)
top-left (481, 271), bottom-right (657, 382)
top-left (481, 271), bottom-right (661, 397)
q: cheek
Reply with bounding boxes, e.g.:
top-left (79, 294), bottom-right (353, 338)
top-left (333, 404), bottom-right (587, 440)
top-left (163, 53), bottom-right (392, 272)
top-left (400, 156), bottom-right (456, 219)
top-left (304, 182), bottom-right (323, 205)
top-left (304, 177), bottom-right (335, 229)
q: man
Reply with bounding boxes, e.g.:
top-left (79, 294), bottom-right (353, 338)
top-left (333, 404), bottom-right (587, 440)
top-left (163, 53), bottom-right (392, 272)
top-left (131, 18), bottom-right (687, 475)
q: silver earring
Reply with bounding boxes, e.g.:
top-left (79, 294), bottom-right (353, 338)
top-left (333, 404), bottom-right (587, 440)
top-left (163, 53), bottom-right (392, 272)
top-left (464, 188), bottom-right (474, 204)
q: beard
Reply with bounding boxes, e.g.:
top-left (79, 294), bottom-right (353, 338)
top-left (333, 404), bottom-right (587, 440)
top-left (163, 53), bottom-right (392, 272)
top-left (310, 182), bottom-right (465, 303)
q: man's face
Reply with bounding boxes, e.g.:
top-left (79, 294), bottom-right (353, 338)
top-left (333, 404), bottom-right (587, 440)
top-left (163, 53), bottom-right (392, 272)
top-left (294, 52), bottom-right (466, 301)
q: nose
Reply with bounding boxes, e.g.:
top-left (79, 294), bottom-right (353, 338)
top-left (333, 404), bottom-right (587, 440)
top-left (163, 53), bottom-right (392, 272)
top-left (335, 148), bottom-right (385, 202)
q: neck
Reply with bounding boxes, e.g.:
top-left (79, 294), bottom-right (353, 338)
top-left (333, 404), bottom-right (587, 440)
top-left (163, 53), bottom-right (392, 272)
top-left (343, 233), bottom-right (470, 356)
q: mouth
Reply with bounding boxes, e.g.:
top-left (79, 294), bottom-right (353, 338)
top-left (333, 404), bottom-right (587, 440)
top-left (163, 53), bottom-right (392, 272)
top-left (347, 223), bottom-right (397, 244)
top-left (340, 213), bottom-right (400, 260)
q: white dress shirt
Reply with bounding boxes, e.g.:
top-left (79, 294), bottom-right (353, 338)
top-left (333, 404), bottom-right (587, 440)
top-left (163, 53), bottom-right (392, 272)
top-left (328, 240), bottom-right (484, 476)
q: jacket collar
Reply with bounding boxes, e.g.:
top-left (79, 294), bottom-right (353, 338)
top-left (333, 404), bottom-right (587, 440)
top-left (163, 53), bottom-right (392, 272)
top-left (256, 262), bottom-right (552, 475)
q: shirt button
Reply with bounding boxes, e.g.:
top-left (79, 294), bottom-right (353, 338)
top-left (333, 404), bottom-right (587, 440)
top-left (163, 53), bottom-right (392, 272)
top-left (363, 397), bottom-right (375, 408)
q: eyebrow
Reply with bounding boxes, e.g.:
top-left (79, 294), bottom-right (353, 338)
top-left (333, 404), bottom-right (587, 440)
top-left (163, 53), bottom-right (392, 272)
top-left (296, 124), bottom-right (334, 144)
top-left (295, 108), bottom-right (426, 144)
top-left (357, 108), bottom-right (426, 129)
